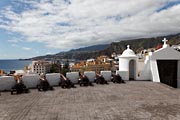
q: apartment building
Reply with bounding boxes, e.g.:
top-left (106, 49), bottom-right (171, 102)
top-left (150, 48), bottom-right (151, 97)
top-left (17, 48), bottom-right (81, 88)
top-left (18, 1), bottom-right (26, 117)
top-left (30, 61), bottom-right (51, 74)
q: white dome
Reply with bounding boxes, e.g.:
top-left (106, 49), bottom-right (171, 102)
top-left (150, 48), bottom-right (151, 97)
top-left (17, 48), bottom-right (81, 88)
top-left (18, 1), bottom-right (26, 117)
top-left (120, 45), bottom-right (136, 57)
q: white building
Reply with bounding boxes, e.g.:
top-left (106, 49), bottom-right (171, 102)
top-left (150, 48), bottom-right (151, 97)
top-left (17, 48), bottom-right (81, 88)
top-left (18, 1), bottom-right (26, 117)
top-left (117, 45), bottom-right (138, 80)
top-left (87, 58), bottom-right (95, 62)
top-left (117, 38), bottom-right (180, 88)
top-left (138, 38), bottom-right (180, 88)
top-left (30, 61), bottom-right (51, 74)
top-left (172, 44), bottom-right (180, 51)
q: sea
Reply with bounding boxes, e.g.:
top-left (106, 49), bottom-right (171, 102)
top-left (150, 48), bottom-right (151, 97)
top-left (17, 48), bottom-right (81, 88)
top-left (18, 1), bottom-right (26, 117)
top-left (0, 60), bottom-right (32, 73)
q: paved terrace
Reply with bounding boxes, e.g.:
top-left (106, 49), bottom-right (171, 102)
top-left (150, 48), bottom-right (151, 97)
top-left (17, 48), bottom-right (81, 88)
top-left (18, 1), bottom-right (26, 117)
top-left (0, 81), bottom-right (180, 120)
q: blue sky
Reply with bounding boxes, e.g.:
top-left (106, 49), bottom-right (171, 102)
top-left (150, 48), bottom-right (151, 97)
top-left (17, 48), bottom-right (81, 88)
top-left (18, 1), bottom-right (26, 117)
top-left (0, 0), bottom-right (180, 59)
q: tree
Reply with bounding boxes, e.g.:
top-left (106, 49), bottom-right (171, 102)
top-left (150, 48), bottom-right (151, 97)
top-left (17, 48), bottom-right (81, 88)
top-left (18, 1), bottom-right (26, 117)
top-left (49, 60), bottom-right (62, 73)
top-left (50, 63), bottom-right (59, 73)
top-left (61, 59), bottom-right (70, 76)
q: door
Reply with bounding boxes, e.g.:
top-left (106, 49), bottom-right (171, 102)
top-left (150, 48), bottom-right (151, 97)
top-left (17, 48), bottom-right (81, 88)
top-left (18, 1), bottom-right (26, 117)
top-left (157, 60), bottom-right (177, 88)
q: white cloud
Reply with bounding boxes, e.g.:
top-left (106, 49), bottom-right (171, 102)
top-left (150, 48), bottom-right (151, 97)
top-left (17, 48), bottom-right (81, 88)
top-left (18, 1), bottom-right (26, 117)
top-left (10, 43), bottom-right (32, 51)
top-left (11, 44), bottom-right (19, 47)
top-left (8, 39), bottom-right (23, 43)
top-left (46, 52), bottom-right (53, 55)
top-left (0, 0), bottom-right (180, 51)
top-left (22, 47), bottom-right (32, 51)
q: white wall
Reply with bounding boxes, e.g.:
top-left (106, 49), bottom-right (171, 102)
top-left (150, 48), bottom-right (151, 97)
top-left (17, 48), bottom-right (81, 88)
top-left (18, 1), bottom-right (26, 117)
top-left (150, 60), bottom-right (160, 82)
top-left (116, 71), bottom-right (129, 80)
top-left (84, 71), bottom-right (96, 82)
top-left (22, 74), bottom-right (40, 88)
top-left (66, 72), bottom-right (79, 84)
top-left (0, 76), bottom-right (16, 91)
top-left (101, 71), bottom-right (112, 81)
top-left (0, 73), bottom-right (79, 91)
top-left (137, 60), bottom-right (145, 73)
top-left (46, 73), bottom-right (60, 86)
top-left (138, 59), bottom-right (151, 80)
top-left (119, 58), bottom-right (129, 71)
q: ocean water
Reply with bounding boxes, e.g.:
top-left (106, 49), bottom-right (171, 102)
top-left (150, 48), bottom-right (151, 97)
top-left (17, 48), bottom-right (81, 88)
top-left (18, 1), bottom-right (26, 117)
top-left (0, 60), bottom-right (32, 73)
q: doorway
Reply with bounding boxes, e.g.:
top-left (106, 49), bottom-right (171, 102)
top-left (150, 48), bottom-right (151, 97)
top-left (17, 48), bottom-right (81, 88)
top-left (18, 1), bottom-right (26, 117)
top-left (157, 60), bottom-right (177, 88)
top-left (129, 60), bottom-right (136, 80)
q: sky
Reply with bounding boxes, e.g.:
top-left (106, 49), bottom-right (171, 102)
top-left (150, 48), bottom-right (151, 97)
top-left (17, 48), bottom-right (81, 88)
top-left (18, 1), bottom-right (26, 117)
top-left (0, 0), bottom-right (180, 59)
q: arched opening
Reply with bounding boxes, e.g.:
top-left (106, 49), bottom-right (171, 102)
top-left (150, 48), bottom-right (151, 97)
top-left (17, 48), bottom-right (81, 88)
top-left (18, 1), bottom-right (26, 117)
top-left (129, 60), bottom-right (136, 80)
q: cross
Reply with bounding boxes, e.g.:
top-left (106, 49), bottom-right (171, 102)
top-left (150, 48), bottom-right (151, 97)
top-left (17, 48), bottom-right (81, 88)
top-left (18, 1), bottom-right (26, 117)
top-left (162, 38), bottom-right (168, 48)
top-left (127, 45), bottom-right (130, 49)
top-left (162, 38), bottom-right (168, 45)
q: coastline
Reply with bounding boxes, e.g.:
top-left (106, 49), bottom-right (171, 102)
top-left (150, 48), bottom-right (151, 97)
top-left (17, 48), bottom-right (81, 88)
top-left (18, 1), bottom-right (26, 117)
top-left (0, 59), bottom-right (32, 73)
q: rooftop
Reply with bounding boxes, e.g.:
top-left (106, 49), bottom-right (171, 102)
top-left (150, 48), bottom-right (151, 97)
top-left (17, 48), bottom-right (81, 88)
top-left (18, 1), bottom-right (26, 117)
top-left (0, 81), bottom-right (180, 120)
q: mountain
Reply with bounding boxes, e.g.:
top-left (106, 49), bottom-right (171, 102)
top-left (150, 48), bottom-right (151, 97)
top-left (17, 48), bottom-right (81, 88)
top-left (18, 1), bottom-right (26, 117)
top-left (69, 44), bottom-right (109, 52)
top-left (30, 33), bottom-right (180, 60)
top-left (31, 44), bottom-right (109, 60)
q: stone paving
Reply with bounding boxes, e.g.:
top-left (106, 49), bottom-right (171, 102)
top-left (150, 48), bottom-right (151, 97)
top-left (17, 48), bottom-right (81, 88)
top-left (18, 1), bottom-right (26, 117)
top-left (0, 81), bottom-right (180, 120)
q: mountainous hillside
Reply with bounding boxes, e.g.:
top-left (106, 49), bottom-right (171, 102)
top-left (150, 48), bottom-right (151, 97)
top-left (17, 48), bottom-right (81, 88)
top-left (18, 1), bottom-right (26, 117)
top-left (31, 44), bottom-right (109, 60)
top-left (69, 44), bottom-right (109, 52)
top-left (31, 33), bottom-right (180, 60)
top-left (100, 34), bottom-right (180, 56)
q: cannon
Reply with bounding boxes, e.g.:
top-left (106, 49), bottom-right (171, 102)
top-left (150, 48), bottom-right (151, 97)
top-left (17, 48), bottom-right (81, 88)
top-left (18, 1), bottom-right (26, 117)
top-left (37, 73), bottom-right (54, 91)
top-left (111, 74), bottom-right (125, 83)
top-left (78, 73), bottom-right (93, 86)
top-left (11, 75), bottom-right (29, 95)
top-left (11, 82), bottom-right (29, 94)
top-left (59, 74), bottom-right (75, 89)
top-left (37, 80), bottom-right (53, 91)
top-left (94, 74), bottom-right (108, 85)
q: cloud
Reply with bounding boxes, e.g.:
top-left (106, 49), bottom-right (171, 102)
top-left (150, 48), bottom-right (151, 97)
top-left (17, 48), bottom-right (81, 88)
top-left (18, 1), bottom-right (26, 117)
top-left (11, 44), bottom-right (19, 47)
top-left (46, 52), bottom-right (53, 55)
top-left (10, 42), bottom-right (32, 51)
top-left (22, 47), bottom-right (32, 51)
top-left (8, 39), bottom-right (23, 43)
top-left (0, 0), bottom-right (180, 51)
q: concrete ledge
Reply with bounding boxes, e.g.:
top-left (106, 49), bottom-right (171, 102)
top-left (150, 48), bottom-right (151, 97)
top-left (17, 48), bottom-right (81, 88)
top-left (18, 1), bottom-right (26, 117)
top-left (46, 73), bottom-right (60, 86)
top-left (84, 71), bottom-right (96, 82)
top-left (22, 74), bottom-right (40, 88)
top-left (116, 71), bottom-right (129, 80)
top-left (101, 71), bottom-right (112, 81)
top-left (66, 72), bottom-right (79, 84)
top-left (0, 76), bottom-right (15, 91)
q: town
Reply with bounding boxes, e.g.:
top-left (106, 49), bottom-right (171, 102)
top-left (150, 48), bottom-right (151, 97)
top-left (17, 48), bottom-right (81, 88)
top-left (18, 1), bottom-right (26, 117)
top-left (0, 38), bottom-right (180, 89)
top-left (1, 0), bottom-right (180, 119)
top-left (0, 38), bottom-right (180, 120)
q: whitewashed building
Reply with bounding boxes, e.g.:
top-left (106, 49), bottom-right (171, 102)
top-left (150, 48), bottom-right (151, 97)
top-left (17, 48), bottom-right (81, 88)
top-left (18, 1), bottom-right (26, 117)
top-left (117, 38), bottom-right (180, 88)
top-left (30, 61), bottom-right (51, 74)
top-left (117, 45), bottom-right (138, 80)
top-left (138, 38), bottom-right (180, 88)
